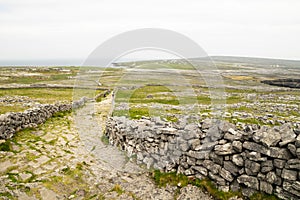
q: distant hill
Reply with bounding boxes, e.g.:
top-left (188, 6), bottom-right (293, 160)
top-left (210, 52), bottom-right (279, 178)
top-left (211, 56), bottom-right (300, 68)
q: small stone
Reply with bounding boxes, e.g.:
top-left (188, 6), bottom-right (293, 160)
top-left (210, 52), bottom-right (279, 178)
top-left (19, 172), bottom-right (32, 181)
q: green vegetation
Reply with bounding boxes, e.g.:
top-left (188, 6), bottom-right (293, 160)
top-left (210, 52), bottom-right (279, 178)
top-left (153, 170), bottom-right (280, 200)
top-left (101, 135), bottom-right (109, 145)
top-left (43, 162), bottom-right (88, 194)
top-left (0, 105), bottom-right (27, 114)
top-left (129, 85), bottom-right (179, 105)
top-left (153, 170), bottom-right (242, 200)
top-left (0, 67), bottom-right (78, 85)
top-left (0, 140), bottom-right (12, 151)
top-left (0, 88), bottom-right (73, 103)
top-left (110, 184), bottom-right (125, 196)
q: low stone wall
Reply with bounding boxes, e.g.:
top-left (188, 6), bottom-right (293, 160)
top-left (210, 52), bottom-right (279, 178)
top-left (105, 116), bottom-right (300, 200)
top-left (0, 97), bottom-right (88, 140)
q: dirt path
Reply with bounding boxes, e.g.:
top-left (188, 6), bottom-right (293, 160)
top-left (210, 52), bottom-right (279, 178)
top-left (0, 95), bottom-right (213, 200)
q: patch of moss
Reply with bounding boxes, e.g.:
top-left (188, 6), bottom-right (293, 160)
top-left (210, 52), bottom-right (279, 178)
top-left (0, 192), bottom-right (14, 199)
top-left (110, 184), bottom-right (125, 196)
top-left (152, 170), bottom-right (242, 200)
top-left (0, 140), bottom-right (12, 151)
top-left (249, 192), bottom-right (280, 200)
top-left (101, 135), bottom-right (109, 145)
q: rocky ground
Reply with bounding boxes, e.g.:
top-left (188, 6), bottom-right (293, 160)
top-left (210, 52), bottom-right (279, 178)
top-left (0, 95), bottom-right (214, 200)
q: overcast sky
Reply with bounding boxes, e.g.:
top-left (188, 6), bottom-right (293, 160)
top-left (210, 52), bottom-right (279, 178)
top-left (0, 0), bottom-right (300, 64)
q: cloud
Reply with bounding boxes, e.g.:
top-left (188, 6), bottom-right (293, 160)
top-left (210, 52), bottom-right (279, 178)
top-left (0, 0), bottom-right (299, 61)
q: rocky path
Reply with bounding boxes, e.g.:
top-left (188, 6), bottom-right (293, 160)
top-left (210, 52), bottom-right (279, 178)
top-left (0, 95), bottom-right (213, 200)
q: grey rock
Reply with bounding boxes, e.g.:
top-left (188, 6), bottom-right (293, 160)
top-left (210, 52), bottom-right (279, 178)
top-left (202, 160), bottom-right (221, 174)
top-left (224, 161), bottom-right (240, 176)
top-left (278, 123), bottom-right (296, 146)
top-left (261, 160), bottom-right (274, 173)
top-left (179, 142), bottom-right (190, 152)
top-left (260, 181), bottom-right (273, 194)
top-left (296, 135), bottom-right (300, 147)
top-left (241, 188), bottom-right (256, 198)
top-left (253, 126), bottom-right (281, 147)
top-left (192, 166), bottom-right (208, 176)
top-left (209, 152), bottom-right (223, 165)
top-left (237, 175), bottom-right (259, 190)
top-left (288, 144), bottom-right (297, 156)
top-left (230, 180), bottom-right (240, 192)
top-left (186, 151), bottom-right (209, 160)
top-left (286, 159), bottom-right (300, 170)
top-left (188, 139), bottom-right (200, 150)
top-left (224, 132), bottom-right (242, 141)
top-left (243, 141), bottom-right (269, 156)
top-left (296, 148), bottom-right (300, 158)
top-left (232, 141), bottom-right (243, 153)
top-left (232, 154), bottom-right (244, 167)
top-left (282, 181), bottom-right (300, 198)
top-left (208, 172), bottom-right (226, 186)
top-left (274, 159), bottom-right (286, 169)
top-left (245, 160), bottom-right (260, 176)
top-left (281, 169), bottom-right (298, 181)
top-left (220, 168), bottom-right (234, 182)
top-left (214, 143), bottom-right (234, 155)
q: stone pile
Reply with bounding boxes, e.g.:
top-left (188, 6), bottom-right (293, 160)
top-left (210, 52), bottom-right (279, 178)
top-left (0, 97), bottom-right (88, 139)
top-left (105, 116), bottom-right (300, 200)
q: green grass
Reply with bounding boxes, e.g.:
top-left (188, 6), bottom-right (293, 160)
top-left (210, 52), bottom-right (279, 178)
top-left (0, 88), bottom-right (73, 104)
top-left (101, 135), bottom-right (109, 145)
top-left (249, 192), bottom-right (280, 200)
top-left (0, 140), bottom-right (12, 151)
top-left (110, 184), bottom-right (125, 196)
top-left (152, 170), bottom-right (242, 200)
top-left (129, 107), bottom-right (150, 119)
top-left (43, 162), bottom-right (88, 195)
top-left (0, 67), bottom-right (78, 85)
top-left (0, 105), bottom-right (27, 114)
top-left (129, 85), bottom-right (179, 105)
top-left (152, 170), bottom-right (280, 200)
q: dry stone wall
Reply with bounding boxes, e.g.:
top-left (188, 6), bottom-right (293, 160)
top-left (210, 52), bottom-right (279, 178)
top-left (105, 116), bottom-right (300, 200)
top-left (0, 97), bottom-right (87, 140)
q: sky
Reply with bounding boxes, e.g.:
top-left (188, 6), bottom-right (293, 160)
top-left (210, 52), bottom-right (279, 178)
top-left (0, 0), bottom-right (300, 65)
